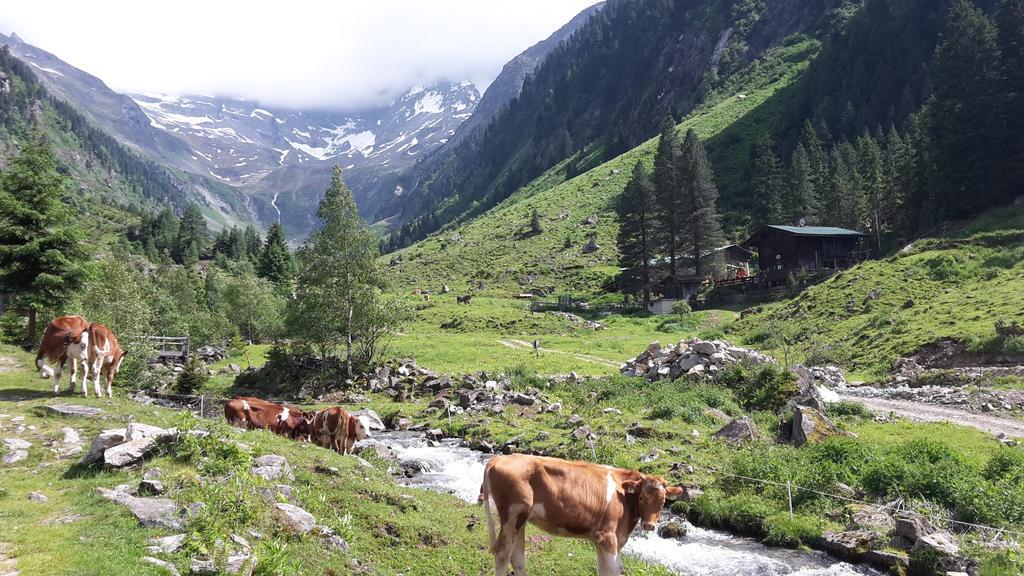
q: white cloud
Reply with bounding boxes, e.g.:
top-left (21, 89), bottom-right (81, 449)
top-left (0, 0), bottom-right (601, 110)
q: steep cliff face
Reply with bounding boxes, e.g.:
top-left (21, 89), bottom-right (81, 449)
top-left (388, 0), bottom-right (846, 246)
top-left (448, 2), bottom-right (605, 148)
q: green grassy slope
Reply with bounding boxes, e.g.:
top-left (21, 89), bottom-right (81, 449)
top-left (0, 344), bottom-right (673, 576)
top-left (387, 40), bottom-right (820, 297)
top-left (729, 204), bottom-right (1024, 379)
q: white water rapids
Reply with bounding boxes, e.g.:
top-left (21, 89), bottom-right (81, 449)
top-left (358, 432), bottom-right (881, 576)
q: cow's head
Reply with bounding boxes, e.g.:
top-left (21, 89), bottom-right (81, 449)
top-left (351, 414), bottom-right (370, 441)
top-left (622, 475), bottom-right (684, 531)
top-left (110, 346), bottom-right (128, 378)
top-left (293, 411), bottom-right (316, 442)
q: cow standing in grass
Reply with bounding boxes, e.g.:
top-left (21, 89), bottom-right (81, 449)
top-left (35, 315), bottom-right (90, 396)
top-left (480, 454), bottom-right (683, 576)
top-left (86, 323), bottom-right (126, 398)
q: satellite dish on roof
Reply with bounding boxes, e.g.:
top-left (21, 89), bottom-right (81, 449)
top-left (798, 217), bottom-right (806, 227)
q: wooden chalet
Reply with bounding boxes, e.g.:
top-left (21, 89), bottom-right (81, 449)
top-left (743, 225), bottom-right (868, 285)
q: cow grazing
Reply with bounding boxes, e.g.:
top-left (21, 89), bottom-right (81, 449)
top-left (480, 454), bottom-right (683, 576)
top-left (86, 323), bottom-right (127, 398)
top-left (310, 407), bottom-right (369, 455)
top-left (35, 315), bottom-right (91, 396)
top-left (456, 294), bottom-right (473, 305)
top-left (224, 396), bottom-right (310, 440)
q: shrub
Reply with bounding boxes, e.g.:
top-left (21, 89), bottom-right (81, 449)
top-left (175, 356), bottom-right (209, 394)
top-left (715, 362), bottom-right (797, 411)
top-left (672, 300), bottom-right (692, 318)
top-left (861, 439), bottom-right (972, 508)
top-left (1001, 335), bottom-right (1024, 355)
top-left (827, 400), bottom-right (873, 419)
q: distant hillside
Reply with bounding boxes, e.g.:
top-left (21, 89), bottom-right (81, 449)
top-left (387, 0), bottom-right (844, 247)
top-left (386, 40), bottom-right (819, 295)
top-left (0, 47), bottom-right (188, 216)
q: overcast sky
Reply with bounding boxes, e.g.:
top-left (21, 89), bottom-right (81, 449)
top-left (0, 0), bottom-right (601, 110)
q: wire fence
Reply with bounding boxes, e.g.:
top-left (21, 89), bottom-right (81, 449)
top-left (131, 389), bottom-right (1023, 542)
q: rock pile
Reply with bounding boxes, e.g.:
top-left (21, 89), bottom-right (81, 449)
top-left (194, 346), bottom-right (227, 363)
top-left (620, 339), bottom-right (776, 380)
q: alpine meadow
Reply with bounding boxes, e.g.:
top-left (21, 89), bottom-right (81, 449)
top-left (1, 1), bottom-right (1023, 576)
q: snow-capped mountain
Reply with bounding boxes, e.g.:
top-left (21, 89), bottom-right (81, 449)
top-left (130, 82), bottom-right (479, 186)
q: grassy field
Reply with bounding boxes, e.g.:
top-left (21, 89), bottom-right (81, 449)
top-left (0, 344), bottom-right (674, 576)
top-left (388, 296), bottom-right (738, 376)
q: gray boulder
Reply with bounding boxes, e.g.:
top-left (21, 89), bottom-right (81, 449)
top-left (790, 405), bottom-right (843, 447)
top-left (44, 404), bottom-right (105, 418)
top-left (97, 487), bottom-right (184, 530)
top-left (252, 454), bottom-right (293, 482)
top-left (894, 514), bottom-right (934, 544)
top-left (142, 556), bottom-right (181, 576)
top-left (81, 428), bottom-right (127, 464)
top-left (712, 417), bottom-right (759, 442)
top-left (147, 534), bottom-right (186, 554)
top-left (353, 408), bottom-right (385, 431)
top-left (275, 503), bottom-right (316, 534)
top-left (912, 532), bottom-right (959, 557)
top-left (657, 520), bottom-right (688, 539)
top-left (104, 437), bottom-right (158, 468)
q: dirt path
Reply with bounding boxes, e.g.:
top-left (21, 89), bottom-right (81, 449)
top-left (497, 339), bottom-right (622, 369)
top-left (842, 394), bottom-right (1024, 438)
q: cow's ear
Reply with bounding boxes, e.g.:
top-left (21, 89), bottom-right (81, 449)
top-left (621, 479), bottom-right (640, 494)
top-left (665, 486), bottom-right (684, 501)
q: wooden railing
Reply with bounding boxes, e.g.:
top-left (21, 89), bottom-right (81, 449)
top-left (146, 336), bottom-right (190, 360)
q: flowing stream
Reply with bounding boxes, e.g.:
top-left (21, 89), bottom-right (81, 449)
top-left (358, 432), bottom-right (881, 576)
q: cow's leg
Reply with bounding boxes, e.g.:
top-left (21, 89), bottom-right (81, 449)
top-left (493, 504), bottom-right (526, 576)
top-left (510, 521), bottom-right (527, 576)
top-left (106, 368), bottom-right (114, 398)
top-left (70, 356), bottom-right (77, 387)
top-left (78, 356), bottom-right (89, 393)
top-left (594, 535), bottom-right (623, 576)
top-left (92, 358), bottom-right (103, 397)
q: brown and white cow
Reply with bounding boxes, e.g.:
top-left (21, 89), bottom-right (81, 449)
top-left (35, 315), bottom-right (91, 396)
top-left (224, 396), bottom-right (310, 440)
top-left (86, 323), bottom-right (127, 398)
top-left (310, 407), bottom-right (369, 455)
top-left (480, 454), bottom-right (683, 576)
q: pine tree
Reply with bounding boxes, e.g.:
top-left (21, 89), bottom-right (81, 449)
top-left (227, 227), bottom-right (245, 261)
top-left (258, 222), bottom-right (295, 285)
top-left (616, 161), bottom-right (656, 303)
top-left (997, 0), bottom-right (1024, 197)
top-left (752, 137), bottom-right (786, 226)
top-left (0, 132), bottom-right (90, 344)
top-left (930, 0), bottom-right (1002, 219)
top-left (243, 225), bottom-right (262, 261)
top-left (882, 125), bottom-right (906, 235)
top-left (856, 132), bottom-right (885, 247)
top-left (177, 202), bottom-right (208, 262)
top-left (652, 115), bottom-right (686, 276)
top-left (788, 143), bottom-right (820, 224)
top-left (680, 129), bottom-right (723, 278)
top-left (529, 208), bottom-right (542, 235)
top-left (287, 166), bottom-right (381, 375)
top-left (800, 120), bottom-right (830, 204)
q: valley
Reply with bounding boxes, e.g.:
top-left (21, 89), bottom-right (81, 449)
top-left (2, 0), bottom-right (1024, 574)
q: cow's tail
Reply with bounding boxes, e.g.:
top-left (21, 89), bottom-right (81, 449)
top-left (481, 461), bottom-right (497, 554)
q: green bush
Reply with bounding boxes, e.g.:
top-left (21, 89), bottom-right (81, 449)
top-left (762, 512), bottom-right (823, 547)
top-left (715, 362), bottom-right (797, 411)
top-left (1001, 335), bottom-right (1024, 355)
top-left (861, 439), bottom-right (971, 508)
top-left (175, 356), bottom-right (209, 394)
top-left (827, 400), bottom-right (873, 419)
